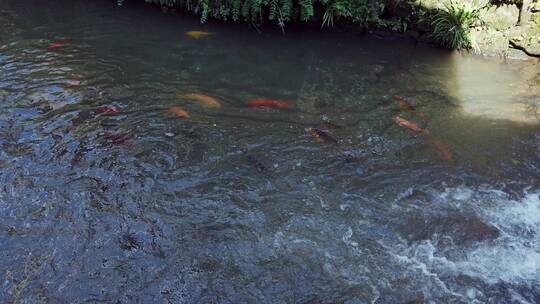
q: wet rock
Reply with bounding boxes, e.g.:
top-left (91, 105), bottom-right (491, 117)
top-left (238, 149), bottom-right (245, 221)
top-left (509, 24), bottom-right (540, 57)
top-left (119, 233), bottom-right (140, 251)
top-left (415, 0), bottom-right (445, 10)
top-left (471, 28), bottom-right (509, 57)
top-left (457, 217), bottom-right (501, 243)
top-left (481, 4), bottom-right (519, 31)
top-left (507, 48), bottom-right (530, 60)
top-left (534, 12), bottom-right (540, 24)
top-left (399, 215), bottom-right (500, 246)
top-left (456, 273), bottom-right (480, 287)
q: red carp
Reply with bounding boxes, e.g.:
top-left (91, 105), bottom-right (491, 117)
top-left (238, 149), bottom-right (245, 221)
top-left (247, 98), bottom-right (292, 110)
top-left (46, 38), bottom-right (71, 51)
top-left (308, 128), bottom-right (338, 145)
top-left (427, 138), bottom-right (454, 161)
top-left (97, 107), bottom-right (120, 115)
top-left (393, 116), bottom-right (428, 134)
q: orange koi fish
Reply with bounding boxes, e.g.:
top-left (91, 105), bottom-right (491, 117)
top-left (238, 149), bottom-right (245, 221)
top-left (308, 128), bottom-right (338, 145)
top-left (247, 98), bottom-right (292, 110)
top-left (427, 138), bottom-right (454, 161)
top-left (394, 96), bottom-right (423, 117)
top-left (97, 107), bottom-right (120, 114)
top-left (181, 93), bottom-right (222, 109)
top-left (186, 31), bottom-right (214, 39)
top-left (393, 116), bottom-right (428, 134)
top-left (168, 106), bottom-right (190, 118)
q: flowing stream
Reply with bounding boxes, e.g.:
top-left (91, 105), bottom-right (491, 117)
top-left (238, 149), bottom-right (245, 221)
top-left (1, 0), bottom-right (539, 303)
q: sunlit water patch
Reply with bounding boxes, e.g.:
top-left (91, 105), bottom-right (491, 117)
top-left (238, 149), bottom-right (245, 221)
top-left (451, 54), bottom-right (540, 125)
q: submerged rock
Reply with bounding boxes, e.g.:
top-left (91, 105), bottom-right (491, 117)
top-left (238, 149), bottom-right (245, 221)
top-left (399, 215), bottom-right (500, 246)
top-left (246, 154), bottom-right (268, 174)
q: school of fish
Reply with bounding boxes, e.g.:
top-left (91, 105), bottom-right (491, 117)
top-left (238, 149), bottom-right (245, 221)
top-left (391, 96), bottom-right (454, 161)
top-left (46, 33), bottom-right (453, 163)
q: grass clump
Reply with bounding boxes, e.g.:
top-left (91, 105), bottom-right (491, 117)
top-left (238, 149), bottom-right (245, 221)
top-left (431, 1), bottom-right (480, 49)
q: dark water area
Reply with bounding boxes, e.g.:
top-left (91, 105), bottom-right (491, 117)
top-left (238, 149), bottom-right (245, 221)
top-left (1, 0), bottom-right (539, 303)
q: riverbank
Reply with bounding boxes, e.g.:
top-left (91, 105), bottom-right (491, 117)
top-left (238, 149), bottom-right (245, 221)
top-left (125, 0), bottom-right (540, 60)
top-left (422, 0), bottom-right (540, 59)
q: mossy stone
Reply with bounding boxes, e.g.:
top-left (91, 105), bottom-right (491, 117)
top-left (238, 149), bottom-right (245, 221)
top-left (481, 4), bottom-right (520, 31)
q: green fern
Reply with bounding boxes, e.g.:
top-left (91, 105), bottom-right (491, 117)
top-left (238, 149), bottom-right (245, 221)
top-left (299, 0), bottom-right (314, 22)
top-left (320, 0), bottom-right (383, 29)
top-left (140, 0), bottom-right (386, 29)
top-left (232, 0), bottom-right (242, 21)
top-left (268, 0), bottom-right (278, 20)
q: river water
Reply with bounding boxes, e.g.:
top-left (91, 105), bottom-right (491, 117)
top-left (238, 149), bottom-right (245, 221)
top-left (1, 0), bottom-right (539, 303)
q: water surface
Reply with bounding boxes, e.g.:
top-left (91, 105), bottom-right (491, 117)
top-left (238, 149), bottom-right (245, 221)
top-left (1, 0), bottom-right (539, 303)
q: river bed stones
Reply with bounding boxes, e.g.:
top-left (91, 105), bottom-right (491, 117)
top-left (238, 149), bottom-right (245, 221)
top-left (399, 215), bottom-right (501, 246)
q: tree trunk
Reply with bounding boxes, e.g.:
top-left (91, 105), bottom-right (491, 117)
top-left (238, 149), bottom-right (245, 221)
top-left (518, 0), bottom-right (532, 25)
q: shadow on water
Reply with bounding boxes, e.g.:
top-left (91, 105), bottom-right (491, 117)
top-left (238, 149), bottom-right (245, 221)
top-left (0, 0), bottom-right (539, 303)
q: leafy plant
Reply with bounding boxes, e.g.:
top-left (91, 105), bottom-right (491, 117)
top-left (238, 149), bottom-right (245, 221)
top-left (431, 1), bottom-right (479, 49)
top-left (140, 0), bottom-right (388, 29)
top-left (321, 0), bottom-right (385, 29)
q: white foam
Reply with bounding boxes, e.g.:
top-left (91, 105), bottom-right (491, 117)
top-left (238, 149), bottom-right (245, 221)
top-left (461, 191), bottom-right (540, 284)
top-left (393, 187), bottom-right (540, 299)
top-left (492, 192), bottom-right (540, 228)
top-left (466, 245), bottom-right (540, 281)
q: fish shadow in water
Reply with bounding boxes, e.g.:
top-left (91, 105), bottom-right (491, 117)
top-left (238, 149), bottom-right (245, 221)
top-left (245, 154), bottom-right (270, 176)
